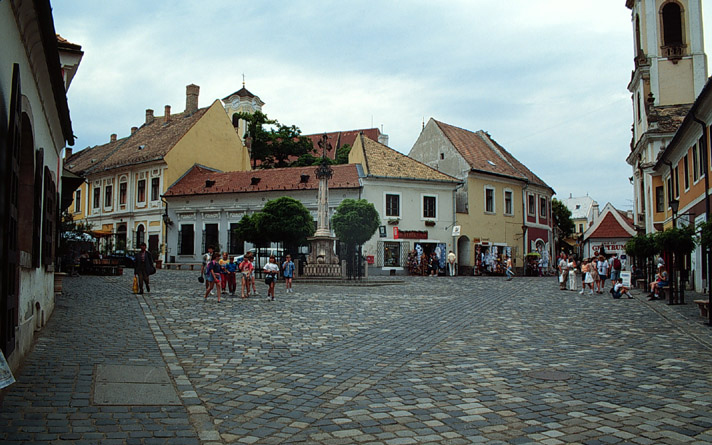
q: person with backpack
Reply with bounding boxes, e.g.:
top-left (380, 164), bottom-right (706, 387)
top-left (609, 254), bottom-right (622, 285)
top-left (134, 242), bottom-right (155, 294)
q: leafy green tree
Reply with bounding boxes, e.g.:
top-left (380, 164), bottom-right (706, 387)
top-left (257, 197), bottom-right (314, 252)
top-left (699, 220), bottom-right (712, 248)
top-left (552, 198), bottom-right (574, 239)
top-left (332, 199), bottom-right (380, 246)
top-left (334, 143), bottom-right (351, 164)
top-left (654, 225), bottom-right (697, 256)
top-left (233, 214), bottom-right (269, 248)
top-left (291, 153), bottom-right (335, 167)
top-left (235, 111), bottom-right (315, 169)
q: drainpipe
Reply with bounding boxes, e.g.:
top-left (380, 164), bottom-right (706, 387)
top-left (521, 179), bottom-right (530, 270)
top-left (665, 160), bottom-right (677, 304)
top-left (452, 182), bottom-right (464, 262)
top-left (693, 115), bottom-right (712, 325)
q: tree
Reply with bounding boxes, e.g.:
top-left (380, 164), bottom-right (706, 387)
top-left (699, 220), bottom-right (712, 248)
top-left (232, 214), bottom-right (268, 249)
top-left (552, 198), bottom-right (574, 239)
top-left (235, 111), bottom-right (315, 169)
top-left (257, 197), bottom-right (314, 252)
top-left (332, 199), bottom-right (380, 246)
top-left (334, 143), bottom-right (351, 164)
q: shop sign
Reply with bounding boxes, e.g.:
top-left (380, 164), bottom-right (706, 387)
top-left (452, 225), bottom-right (461, 237)
top-left (393, 227), bottom-right (428, 240)
top-left (379, 226), bottom-right (387, 237)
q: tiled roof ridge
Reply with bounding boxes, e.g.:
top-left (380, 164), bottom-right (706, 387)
top-left (361, 135), bottom-right (458, 182)
top-left (476, 131), bottom-right (522, 177)
top-left (359, 133), bottom-right (371, 174)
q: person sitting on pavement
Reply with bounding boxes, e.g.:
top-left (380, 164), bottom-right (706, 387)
top-left (612, 278), bottom-right (633, 299)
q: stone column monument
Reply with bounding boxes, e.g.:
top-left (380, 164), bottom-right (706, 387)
top-left (304, 135), bottom-right (341, 277)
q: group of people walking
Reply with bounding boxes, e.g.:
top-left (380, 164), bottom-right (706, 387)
top-left (200, 246), bottom-right (295, 302)
top-left (556, 252), bottom-right (632, 299)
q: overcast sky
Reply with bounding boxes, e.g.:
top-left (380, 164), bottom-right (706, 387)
top-left (52, 1), bottom-right (712, 210)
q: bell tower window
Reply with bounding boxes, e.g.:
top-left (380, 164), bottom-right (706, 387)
top-left (660, 2), bottom-right (685, 59)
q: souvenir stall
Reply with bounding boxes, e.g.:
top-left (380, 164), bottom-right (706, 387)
top-left (474, 243), bottom-right (511, 276)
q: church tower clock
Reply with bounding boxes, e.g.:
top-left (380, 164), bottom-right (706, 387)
top-left (625, 0), bottom-right (708, 232)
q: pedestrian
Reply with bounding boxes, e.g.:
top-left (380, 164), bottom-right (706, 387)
top-left (264, 255), bottom-right (279, 301)
top-left (429, 252), bottom-right (438, 276)
top-left (225, 255), bottom-right (238, 296)
top-left (282, 254), bottom-right (295, 293)
top-left (568, 256), bottom-right (577, 291)
top-left (248, 252), bottom-right (258, 296)
top-left (579, 258), bottom-right (594, 295)
top-left (239, 254), bottom-right (254, 299)
top-left (219, 252), bottom-right (230, 293)
top-left (609, 253), bottom-right (622, 284)
top-left (203, 252), bottom-right (222, 302)
top-left (597, 255), bottom-right (609, 293)
top-left (133, 242), bottom-right (154, 294)
top-left (589, 258), bottom-right (599, 292)
top-left (505, 255), bottom-right (514, 281)
top-left (447, 250), bottom-right (457, 277)
top-left (200, 245), bottom-right (215, 295)
top-left (558, 252), bottom-right (569, 290)
top-left (612, 278), bottom-right (633, 299)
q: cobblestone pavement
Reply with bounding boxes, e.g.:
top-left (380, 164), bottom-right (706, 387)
top-left (2, 271), bottom-right (712, 444)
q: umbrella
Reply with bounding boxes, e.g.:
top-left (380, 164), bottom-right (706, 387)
top-left (525, 252), bottom-right (541, 257)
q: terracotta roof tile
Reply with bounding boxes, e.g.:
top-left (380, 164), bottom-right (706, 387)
top-left (165, 164), bottom-right (360, 197)
top-left (66, 106), bottom-right (209, 175)
top-left (589, 212), bottom-right (633, 238)
top-left (304, 128), bottom-right (381, 159)
top-left (647, 104), bottom-right (692, 133)
top-left (359, 135), bottom-right (459, 182)
top-left (434, 120), bottom-right (552, 191)
top-left (222, 86), bottom-right (260, 101)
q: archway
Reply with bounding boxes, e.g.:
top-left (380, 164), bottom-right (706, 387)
top-left (457, 235), bottom-right (471, 268)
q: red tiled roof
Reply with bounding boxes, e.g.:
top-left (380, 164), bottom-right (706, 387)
top-left (222, 86), bottom-right (259, 101)
top-left (589, 212), bottom-right (633, 238)
top-left (165, 164), bottom-right (360, 197)
top-left (304, 128), bottom-right (381, 159)
top-left (434, 120), bottom-right (552, 191)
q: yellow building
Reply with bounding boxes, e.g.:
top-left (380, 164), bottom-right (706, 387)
top-left (409, 119), bottom-right (555, 274)
top-left (66, 84), bottom-right (250, 260)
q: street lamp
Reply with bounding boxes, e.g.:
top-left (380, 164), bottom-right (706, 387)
top-left (669, 198), bottom-right (679, 305)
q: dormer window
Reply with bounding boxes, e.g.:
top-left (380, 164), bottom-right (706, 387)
top-left (300, 174), bottom-right (310, 183)
top-left (138, 145), bottom-right (145, 150)
top-left (251, 177), bottom-right (260, 185)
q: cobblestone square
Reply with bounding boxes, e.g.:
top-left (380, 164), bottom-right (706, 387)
top-left (2, 271), bottom-right (712, 444)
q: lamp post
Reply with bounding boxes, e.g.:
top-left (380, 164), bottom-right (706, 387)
top-left (669, 198), bottom-right (679, 305)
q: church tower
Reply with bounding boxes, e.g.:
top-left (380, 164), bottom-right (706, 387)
top-left (222, 80), bottom-right (265, 141)
top-left (625, 0), bottom-right (708, 232)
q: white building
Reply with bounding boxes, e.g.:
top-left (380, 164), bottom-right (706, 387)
top-left (1, 0), bottom-right (79, 370)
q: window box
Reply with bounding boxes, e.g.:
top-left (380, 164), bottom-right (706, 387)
top-left (388, 218), bottom-right (400, 225)
top-left (424, 220), bottom-right (436, 227)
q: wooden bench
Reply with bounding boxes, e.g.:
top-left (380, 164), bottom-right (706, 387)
top-left (694, 300), bottom-right (710, 317)
top-left (636, 278), bottom-right (647, 290)
top-left (658, 285), bottom-right (670, 301)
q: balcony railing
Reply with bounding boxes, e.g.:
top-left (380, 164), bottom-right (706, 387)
top-left (662, 44), bottom-right (686, 61)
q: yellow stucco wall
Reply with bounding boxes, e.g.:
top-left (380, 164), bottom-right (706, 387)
top-left (163, 100), bottom-right (250, 188)
top-left (658, 58), bottom-right (695, 105)
top-left (70, 182), bottom-right (88, 221)
top-left (348, 136), bottom-right (368, 173)
top-left (459, 175), bottom-right (524, 263)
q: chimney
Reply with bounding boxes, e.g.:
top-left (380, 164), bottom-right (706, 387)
top-left (110, 133), bottom-right (117, 143)
top-left (145, 109), bottom-right (154, 124)
top-left (378, 132), bottom-right (389, 146)
top-left (185, 84), bottom-right (200, 114)
top-left (64, 147), bottom-right (73, 161)
top-left (131, 126), bottom-right (138, 135)
top-left (164, 105), bottom-right (171, 123)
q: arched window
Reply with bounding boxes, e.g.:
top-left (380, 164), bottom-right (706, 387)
top-left (635, 14), bottom-right (643, 57)
top-left (136, 224), bottom-right (145, 248)
top-left (661, 2), bottom-right (684, 51)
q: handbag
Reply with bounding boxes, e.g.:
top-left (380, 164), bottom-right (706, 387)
top-left (265, 276), bottom-right (272, 285)
top-left (149, 263), bottom-right (157, 275)
top-left (198, 275), bottom-right (204, 283)
top-left (132, 276), bottom-right (139, 293)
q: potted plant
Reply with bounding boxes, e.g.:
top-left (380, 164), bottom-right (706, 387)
top-left (387, 218), bottom-right (400, 225)
top-left (424, 220), bottom-right (436, 227)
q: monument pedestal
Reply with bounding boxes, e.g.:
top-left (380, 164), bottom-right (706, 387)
top-left (304, 235), bottom-right (341, 277)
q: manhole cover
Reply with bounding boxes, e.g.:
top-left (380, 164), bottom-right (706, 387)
top-left (527, 370), bottom-right (574, 381)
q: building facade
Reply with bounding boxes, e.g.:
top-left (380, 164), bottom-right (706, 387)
top-left (163, 164), bottom-right (361, 263)
top-left (409, 119), bottom-right (555, 274)
top-left (626, 0), bottom-right (708, 233)
top-left (66, 85), bottom-right (251, 260)
top-left (1, 0), bottom-right (78, 369)
top-left (348, 133), bottom-right (461, 275)
top-left (582, 203), bottom-right (637, 263)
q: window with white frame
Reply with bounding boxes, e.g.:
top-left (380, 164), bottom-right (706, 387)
top-left (485, 187), bottom-right (495, 214)
top-left (104, 185), bottom-right (113, 208)
top-left (527, 193), bottom-right (535, 216)
top-left (93, 186), bottom-right (100, 209)
top-left (119, 181), bottom-right (127, 205)
top-left (385, 193), bottom-right (400, 218)
top-left (693, 144), bottom-right (700, 182)
top-left (151, 177), bottom-right (160, 201)
top-left (137, 179), bottom-right (146, 203)
top-left (539, 196), bottom-right (547, 218)
top-left (422, 195), bottom-right (437, 219)
top-left (504, 190), bottom-right (513, 215)
top-left (74, 189), bottom-right (81, 213)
